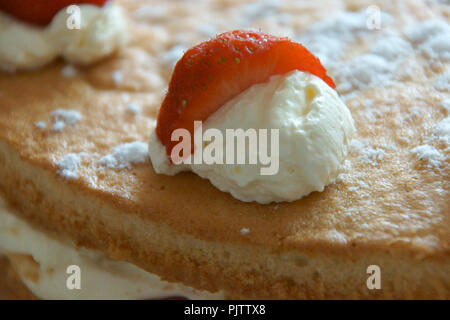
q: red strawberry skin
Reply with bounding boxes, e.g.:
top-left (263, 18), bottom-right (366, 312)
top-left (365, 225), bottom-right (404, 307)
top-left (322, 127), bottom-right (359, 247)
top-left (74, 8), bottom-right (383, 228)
top-left (156, 30), bottom-right (335, 158)
top-left (0, 0), bottom-right (109, 26)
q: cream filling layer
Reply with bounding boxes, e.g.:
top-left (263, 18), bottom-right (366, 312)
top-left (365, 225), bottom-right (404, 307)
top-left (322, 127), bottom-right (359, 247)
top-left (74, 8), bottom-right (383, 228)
top-left (0, 197), bottom-right (223, 300)
top-left (0, 4), bottom-right (128, 71)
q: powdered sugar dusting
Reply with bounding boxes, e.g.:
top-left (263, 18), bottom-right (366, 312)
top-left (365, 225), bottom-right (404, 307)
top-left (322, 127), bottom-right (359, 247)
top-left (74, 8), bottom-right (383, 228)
top-left (240, 228), bottom-right (250, 236)
top-left (433, 72), bottom-right (449, 92)
top-left (50, 109), bottom-right (82, 132)
top-left (99, 141), bottom-right (149, 169)
top-left (411, 145), bottom-right (445, 168)
top-left (433, 117), bottom-right (450, 145)
top-left (406, 19), bottom-right (450, 63)
top-left (336, 54), bottom-right (392, 92)
top-left (359, 147), bottom-right (386, 167)
top-left (410, 113), bottom-right (450, 170)
top-left (298, 11), bottom-right (373, 68)
top-left (350, 139), bottom-right (388, 167)
top-left (336, 34), bottom-right (413, 93)
top-left (406, 20), bottom-right (449, 44)
top-left (370, 35), bottom-right (412, 61)
top-left (52, 121), bottom-right (66, 132)
top-left (35, 121), bottom-right (46, 129)
top-left (57, 153), bottom-right (87, 179)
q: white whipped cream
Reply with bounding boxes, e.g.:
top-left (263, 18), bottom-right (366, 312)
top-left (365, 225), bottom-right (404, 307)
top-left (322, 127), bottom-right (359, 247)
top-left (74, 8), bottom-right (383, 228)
top-left (149, 70), bottom-right (355, 204)
top-left (0, 197), bottom-right (222, 300)
top-left (0, 4), bottom-right (127, 71)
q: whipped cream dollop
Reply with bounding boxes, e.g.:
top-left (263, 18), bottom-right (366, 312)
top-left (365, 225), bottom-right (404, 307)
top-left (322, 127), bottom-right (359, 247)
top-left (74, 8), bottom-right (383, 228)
top-left (149, 70), bottom-right (355, 204)
top-left (0, 4), bottom-right (127, 71)
top-left (0, 197), bottom-right (222, 300)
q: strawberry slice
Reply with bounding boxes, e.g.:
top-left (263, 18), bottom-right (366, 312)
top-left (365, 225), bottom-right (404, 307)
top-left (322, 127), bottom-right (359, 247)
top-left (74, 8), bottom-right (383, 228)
top-left (0, 0), bottom-right (109, 26)
top-left (156, 30), bottom-right (335, 158)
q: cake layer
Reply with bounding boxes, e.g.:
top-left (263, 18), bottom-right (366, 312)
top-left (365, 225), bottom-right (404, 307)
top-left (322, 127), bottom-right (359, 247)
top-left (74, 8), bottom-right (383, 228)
top-left (0, 141), bottom-right (448, 299)
top-left (0, 0), bottom-right (448, 299)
